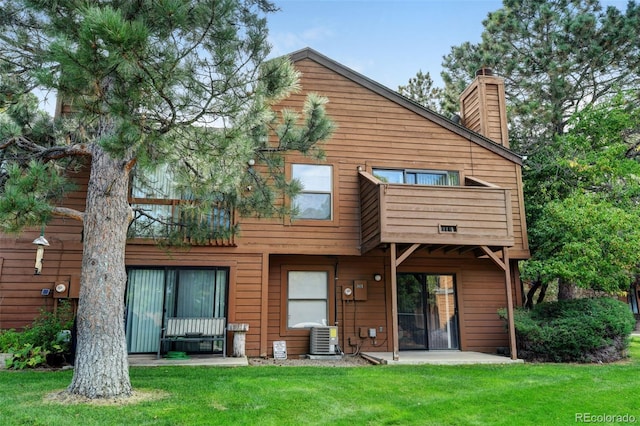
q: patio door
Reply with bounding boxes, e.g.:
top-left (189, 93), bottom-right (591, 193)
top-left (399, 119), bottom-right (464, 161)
top-left (397, 273), bottom-right (459, 350)
top-left (125, 267), bottom-right (228, 354)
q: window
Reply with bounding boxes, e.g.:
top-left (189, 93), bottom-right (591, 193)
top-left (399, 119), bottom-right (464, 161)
top-left (129, 164), bottom-right (233, 243)
top-left (373, 168), bottom-right (459, 186)
top-left (291, 164), bottom-right (332, 220)
top-left (287, 270), bottom-right (328, 328)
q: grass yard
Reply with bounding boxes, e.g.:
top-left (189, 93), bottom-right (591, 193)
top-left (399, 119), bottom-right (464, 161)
top-left (1, 338), bottom-right (639, 426)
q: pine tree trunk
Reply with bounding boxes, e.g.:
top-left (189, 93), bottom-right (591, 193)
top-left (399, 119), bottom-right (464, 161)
top-left (67, 145), bottom-right (133, 398)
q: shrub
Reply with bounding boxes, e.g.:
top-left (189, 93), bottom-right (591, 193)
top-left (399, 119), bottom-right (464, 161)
top-left (3, 300), bottom-right (75, 369)
top-left (0, 329), bottom-right (21, 353)
top-left (6, 344), bottom-right (49, 369)
top-left (502, 297), bottom-right (635, 363)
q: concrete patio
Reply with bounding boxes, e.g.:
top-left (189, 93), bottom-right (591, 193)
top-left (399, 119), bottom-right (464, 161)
top-left (361, 351), bottom-right (523, 365)
top-left (128, 354), bottom-right (248, 367)
top-left (129, 350), bottom-right (523, 367)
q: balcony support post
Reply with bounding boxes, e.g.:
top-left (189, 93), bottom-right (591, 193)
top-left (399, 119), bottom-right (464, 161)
top-left (395, 243), bottom-right (421, 267)
top-left (388, 243), bottom-right (423, 361)
top-left (480, 245), bottom-right (518, 360)
top-left (390, 243), bottom-right (400, 361)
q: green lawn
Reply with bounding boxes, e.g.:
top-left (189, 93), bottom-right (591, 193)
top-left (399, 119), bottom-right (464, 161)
top-left (2, 339), bottom-right (639, 426)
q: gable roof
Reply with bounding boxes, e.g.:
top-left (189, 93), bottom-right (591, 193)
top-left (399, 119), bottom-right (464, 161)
top-left (289, 47), bottom-right (523, 166)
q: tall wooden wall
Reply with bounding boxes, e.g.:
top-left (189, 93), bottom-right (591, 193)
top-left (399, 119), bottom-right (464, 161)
top-left (1, 52), bottom-right (527, 358)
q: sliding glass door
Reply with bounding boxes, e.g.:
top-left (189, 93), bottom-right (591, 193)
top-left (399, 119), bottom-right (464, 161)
top-left (125, 269), bottom-right (166, 353)
top-left (125, 267), bottom-right (228, 354)
top-left (397, 273), bottom-right (459, 350)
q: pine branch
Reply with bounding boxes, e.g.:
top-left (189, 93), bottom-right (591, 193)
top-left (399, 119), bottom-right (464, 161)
top-left (39, 144), bottom-right (92, 161)
top-left (51, 206), bottom-right (84, 222)
top-left (1, 136), bottom-right (91, 162)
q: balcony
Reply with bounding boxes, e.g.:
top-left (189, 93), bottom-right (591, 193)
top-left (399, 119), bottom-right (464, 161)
top-left (359, 171), bottom-right (514, 254)
top-left (128, 199), bottom-right (236, 246)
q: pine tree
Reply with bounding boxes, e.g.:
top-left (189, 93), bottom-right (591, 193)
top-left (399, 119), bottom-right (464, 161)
top-left (397, 70), bottom-right (444, 113)
top-left (441, 0), bottom-right (640, 154)
top-left (0, 0), bottom-right (334, 399)
top-left (441, 0), bottom-right (640, 300)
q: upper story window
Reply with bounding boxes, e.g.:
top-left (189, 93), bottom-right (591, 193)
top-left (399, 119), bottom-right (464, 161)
top-left (129, 164), bottom-right (233, 244)
top-left (291, 164), bottom-right (333, 220)
top-left (373, 168), bottom-right (460, 186)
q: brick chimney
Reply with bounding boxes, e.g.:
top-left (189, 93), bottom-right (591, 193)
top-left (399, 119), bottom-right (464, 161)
top-left (459, 68), bottom-right (509, 148)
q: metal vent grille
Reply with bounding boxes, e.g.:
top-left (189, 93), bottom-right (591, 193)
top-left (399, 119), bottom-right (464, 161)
top-left (439, 225), bottom-right (458, 233)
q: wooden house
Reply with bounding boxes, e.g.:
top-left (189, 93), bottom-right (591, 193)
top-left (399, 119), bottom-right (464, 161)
top-left (0, 48), bottom-right (529, 360)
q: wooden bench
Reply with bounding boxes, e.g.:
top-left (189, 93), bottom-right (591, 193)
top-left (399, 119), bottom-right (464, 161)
top-left (157, 317), bottom-right (226, 359)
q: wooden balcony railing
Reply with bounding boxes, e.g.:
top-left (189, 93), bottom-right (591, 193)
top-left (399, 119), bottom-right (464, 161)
top-left (128, 199), bottom-right (236, 246)
top-left (359, 171), bottom-right (513, 253)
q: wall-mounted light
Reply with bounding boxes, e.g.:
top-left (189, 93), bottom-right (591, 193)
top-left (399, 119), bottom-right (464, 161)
top-left (33, 233), bottom-right (49, 275)
top-left (373, 274), bottom-right (382, 282)
top-left (247, 159), bottom-right (256, 166)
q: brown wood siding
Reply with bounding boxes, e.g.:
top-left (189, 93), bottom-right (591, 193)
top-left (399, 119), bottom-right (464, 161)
top-left (460, 75), bottom-right (509, 149)
top-left (267, 254), bottom-right (390, 357)
top-left (1, 52), bottom-right (524, 359)
top-left (461, 85), bottom-right (482, 134)
top-left (359, 172), bottom-right (515, 252)
top-left (238, 59), bottom-right (527, 257)
top-left (484, 83), bottom-right (506, 145)
top-left (398, 254), bottom-right (510, 354)
top-left (266, 252), bottom-right (509, 357)
top-left (359, 173), bottom-right (382, 251)
top-left (382, 185), bottom-right (512, 244)
top-left (0, 237), bottom-right (83, 329)
top-left (125, 246), bottom-right (264, 355)
top-left (0, 166), bottom-right (86, 329)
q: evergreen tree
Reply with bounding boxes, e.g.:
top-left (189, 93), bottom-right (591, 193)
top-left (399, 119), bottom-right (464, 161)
top-left (397, 70), bottom-right (444, 113)
top-left (0, 0), bottom-right (334, 399)
top-left (441, 0), bottom-right (640, 300)
top-left (441, 0), bottom-right (640, 154)
top-left (521, 93), bottom-right (640, 301)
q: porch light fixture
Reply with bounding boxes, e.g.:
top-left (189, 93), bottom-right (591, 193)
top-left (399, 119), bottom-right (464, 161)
top-left (33, 231), bottom-right (49, 275)
top-left (247, 159), bottom-right (255, 166)
top-left (373, 274), bottom-right (382, 282)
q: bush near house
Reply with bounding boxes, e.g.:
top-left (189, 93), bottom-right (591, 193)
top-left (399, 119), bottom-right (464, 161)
top-left (0, 301), bottom-right (74, 369)
top-left (506, 297), bottom-right (635, 363)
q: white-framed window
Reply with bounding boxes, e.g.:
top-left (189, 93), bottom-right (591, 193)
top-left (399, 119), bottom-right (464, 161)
top-left (291, 164), bottom-right (332, 220)
top-left (373, 168), bottom-right (459, 186)
top-left (287, 270), bottom-right (328, 328)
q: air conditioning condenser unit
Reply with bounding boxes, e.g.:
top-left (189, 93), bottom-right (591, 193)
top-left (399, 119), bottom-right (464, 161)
top-left (309, 326), bottom-right (338, 355)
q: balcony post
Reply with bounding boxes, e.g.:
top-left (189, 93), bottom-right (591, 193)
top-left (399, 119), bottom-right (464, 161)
top-left (390, 243), bottom-right (400, 361)
top-left (503, 248), bottom-right (518, 360)
top-left (480, 245), bottom-right (518, 360)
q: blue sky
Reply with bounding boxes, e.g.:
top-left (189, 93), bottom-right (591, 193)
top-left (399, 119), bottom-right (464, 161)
top-left (266, 0), bottom-right (629, 91)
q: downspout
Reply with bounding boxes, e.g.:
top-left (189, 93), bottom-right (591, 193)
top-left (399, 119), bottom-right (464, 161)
top-left (259, 253), bottom-right (269, 357)
top-left (333, 259), bottom-right (339, 328)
